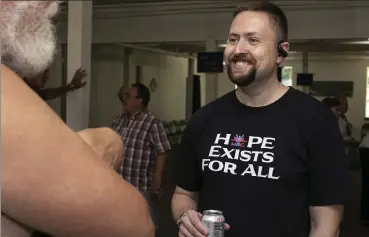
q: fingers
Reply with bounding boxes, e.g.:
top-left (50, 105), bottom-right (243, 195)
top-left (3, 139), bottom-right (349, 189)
top-left (178, 211), bottom-right (230, 237)
top-left (179, 224), bottom-right (194, 237)
top-left (225, 223), bottom-right (231, 230)
top-left (188, 211), bottom-right (208, 235)
top-left (179, 211), bottom-right (207, 237)
top-left (75, 68), bottom-right (87, 77)
top-left (181, 218), bottom-right (206, 237)
top-left (77, 67), bottom-right (86, 73)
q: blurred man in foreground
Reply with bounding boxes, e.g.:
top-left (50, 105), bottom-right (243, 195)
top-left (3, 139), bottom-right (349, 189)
top-left (1, 1), bottom-right (154, 237)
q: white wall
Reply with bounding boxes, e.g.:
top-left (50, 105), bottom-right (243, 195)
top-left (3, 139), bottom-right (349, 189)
top-left (87, 45), bottom-right (190, 127)
top-left (89, 47), bottom-right (125, 127)
top-left (130, 51), bottom-right (188, 121)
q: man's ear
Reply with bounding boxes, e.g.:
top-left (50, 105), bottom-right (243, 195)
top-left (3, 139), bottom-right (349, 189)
top-left (138, 98), bottom-right (143, 106)
top-left (277, 41), bottom-right (289, 65)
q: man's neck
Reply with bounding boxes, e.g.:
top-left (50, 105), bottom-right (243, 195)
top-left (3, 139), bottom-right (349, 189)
top-left (125, 108), bottom-right (144, 118)
top-left (236, 76), bottom-right (289, 107)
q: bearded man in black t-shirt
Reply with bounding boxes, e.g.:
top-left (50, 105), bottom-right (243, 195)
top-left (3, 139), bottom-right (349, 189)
top-left (171, 1), bottom-right (348, 237)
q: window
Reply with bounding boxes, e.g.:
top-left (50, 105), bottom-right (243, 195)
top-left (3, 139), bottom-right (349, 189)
top-left (281, 66), bottom-right (293, 87)
top-left (365, 67), bottom-right (369, 119)
top-left (234, 66), bottom-right (293, 89)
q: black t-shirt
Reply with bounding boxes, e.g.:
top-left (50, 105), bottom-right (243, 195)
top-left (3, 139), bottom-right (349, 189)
top-left (174, 88), bottom-right (348, 237)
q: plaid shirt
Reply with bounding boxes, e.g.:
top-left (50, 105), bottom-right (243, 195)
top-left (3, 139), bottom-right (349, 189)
top-left (111, 111), bottom-right (171, 192)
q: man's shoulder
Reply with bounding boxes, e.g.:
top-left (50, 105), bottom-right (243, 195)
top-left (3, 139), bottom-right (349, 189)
top-left (286, 87), bottom-right (321, 106)
top-left (143, 111), bottom-right (163, 124)
top-left (283, 87), bottom-right (330, 115)
top-left (190, 91), bottom-right (234, 122)
top-left (282, 87), bottom-right (337, 130)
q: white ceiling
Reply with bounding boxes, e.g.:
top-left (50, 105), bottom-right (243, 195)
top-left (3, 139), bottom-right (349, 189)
top-left (64, 0), bottom-right (369, 54)
top-left (90, 0), bottom-right (361, 6)
top-left (92, 0), bottom-right (200, 5)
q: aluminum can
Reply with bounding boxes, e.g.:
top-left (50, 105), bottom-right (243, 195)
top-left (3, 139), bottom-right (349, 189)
top-left (201, 210), bottom-right (225, 237)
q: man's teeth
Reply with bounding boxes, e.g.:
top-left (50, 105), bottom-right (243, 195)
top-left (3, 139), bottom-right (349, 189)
top-left (235, 61), bottom-right (249, 65)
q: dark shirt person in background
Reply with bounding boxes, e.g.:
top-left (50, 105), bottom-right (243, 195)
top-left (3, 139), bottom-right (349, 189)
top-left (324, 94), bottom-right (359, 146)
top-left (336, 93), bottom-right (354, 139)
top-left (24, 67), bottom-right (87, 100)
top-left (321, 97), bottom-right (342, 119)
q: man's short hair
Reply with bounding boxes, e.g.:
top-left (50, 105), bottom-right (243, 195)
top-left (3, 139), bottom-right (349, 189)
top-left (233, 1), bottom-right (288, 42)
top-left (322, 97), bottom-right (341, 108)
top-left (132, 83), bottom-right (150, 108)
top-left (117, 86), bottom-right (125, 103)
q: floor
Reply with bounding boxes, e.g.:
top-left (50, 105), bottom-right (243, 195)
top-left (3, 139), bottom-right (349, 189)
top-left (156, 149), bottom-right (369, 237)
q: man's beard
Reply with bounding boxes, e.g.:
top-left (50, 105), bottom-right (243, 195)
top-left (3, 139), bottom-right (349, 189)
top-left (1, 1), bottom-right (59, 78)
top-left (227, 64), bottom-right (257, 87)
top-left (226, 54), bottom-right (258, 87)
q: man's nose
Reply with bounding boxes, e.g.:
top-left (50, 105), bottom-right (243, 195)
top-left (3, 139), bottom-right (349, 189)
top-left (234, 40), bottom-right (250, 54)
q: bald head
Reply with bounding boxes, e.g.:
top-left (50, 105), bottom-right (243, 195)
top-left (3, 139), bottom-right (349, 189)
top-left (1, 1), bottom-right (59, 77)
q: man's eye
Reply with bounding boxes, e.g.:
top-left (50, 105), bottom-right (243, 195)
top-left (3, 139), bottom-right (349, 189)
top-left (248, 38), bottom-right (259, 44)
top-left (228, 38), bottom-right (238, 44)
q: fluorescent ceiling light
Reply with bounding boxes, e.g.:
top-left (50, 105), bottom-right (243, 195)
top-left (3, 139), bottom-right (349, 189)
top-left (340, 40), bottom-right (369, 45)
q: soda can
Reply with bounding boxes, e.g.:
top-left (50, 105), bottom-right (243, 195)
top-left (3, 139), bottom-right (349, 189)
top-left (201, 210), bottom-right (225, 237)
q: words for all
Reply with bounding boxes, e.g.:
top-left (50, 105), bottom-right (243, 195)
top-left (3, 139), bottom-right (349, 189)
top-left (202, 159), bottom-right (280, 179)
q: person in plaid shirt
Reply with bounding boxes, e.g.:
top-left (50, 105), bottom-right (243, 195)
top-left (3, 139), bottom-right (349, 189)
top-left (112, 83), bottom-right (171, 228)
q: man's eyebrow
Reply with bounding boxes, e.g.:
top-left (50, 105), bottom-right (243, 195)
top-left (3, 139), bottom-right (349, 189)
top-left (228, 32), bottom-right (262, 37)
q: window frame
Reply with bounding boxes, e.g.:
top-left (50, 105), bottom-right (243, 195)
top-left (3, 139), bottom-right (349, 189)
top-left (365, 67), bottom-right (369, 120)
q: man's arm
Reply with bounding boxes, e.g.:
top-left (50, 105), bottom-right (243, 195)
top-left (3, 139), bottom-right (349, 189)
top-left (37, 84), bottom-right (74, 100)
top-left (307, 105), bottom-right (349, 236)
top-left (170, 113), bottom-right (206, 220)
top-left (77, 127), bottom-right (124, 171)
top-left (38, 67), bottom-right (87, 100)
top-left (153, 152), bottom-right (167, 189)
top-left (309, 206), bottom-right (343, 237)
top-left (1, 65), bottom-right (154, 237)
top-left (172, 187), bottom-right (199, 221)
top-left (150, 119), bottom-right (171, 192)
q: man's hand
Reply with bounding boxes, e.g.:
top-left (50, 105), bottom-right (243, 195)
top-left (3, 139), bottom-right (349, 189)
top-left (69, 67), bottom-right (87, 90)
top-left (149, 177), bottom-right (162, 199)
top-left (150, 152), bottom-right (167, 199)
top-left (77, 127), bottom-right (124, 171)
top-left (178, 210), bottom-right (230, 237)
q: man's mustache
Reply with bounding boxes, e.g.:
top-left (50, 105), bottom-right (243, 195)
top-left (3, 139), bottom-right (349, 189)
top-left (229, 54), bottom-right (256, 64)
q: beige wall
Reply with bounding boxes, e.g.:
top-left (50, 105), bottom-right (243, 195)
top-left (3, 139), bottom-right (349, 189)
top-left (87, 46), bottom-right (190, 127)
top-left (130, 51), bottom-right (188, 122)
